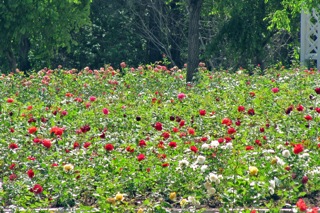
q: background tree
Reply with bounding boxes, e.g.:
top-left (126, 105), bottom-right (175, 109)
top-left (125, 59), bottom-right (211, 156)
top-left (0, 0), bottom-right (91, 72)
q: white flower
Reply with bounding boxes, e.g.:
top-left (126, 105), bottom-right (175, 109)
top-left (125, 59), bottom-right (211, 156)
top-left (269, 180), bottom-right (275, 189)
top-left (200, 165), bottom-right (208, 172)
top-left (204, 181), bottom-right (212, 190)
top-left (275, 156), bottom-right (285, 166)
top-left (277, 145), bottom-right (284, 150)
top-left (282, 149), bottom-right (290, 158)
top-left (188, 196), bottom-right (200, 206)
top-left (201, 143), bottom-right (210, 149)
top-left (299, 153), bottom-right (309, 159)
top-left (196, 155), bottom-right (206, 164)
top-left (210, 140), bottom-right (219, 148)
top-left (207, 187), bottom-right (216, 195)
top-left (179, 159), bottom-right (189, 168)
top-left (225, 143), bottom-right (233, 149)
top-left (269, 187), bottom-right (275, 195)
top-left (208, 173), bottom-right (220, 184)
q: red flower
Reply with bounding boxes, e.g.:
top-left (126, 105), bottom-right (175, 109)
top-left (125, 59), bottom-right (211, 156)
top-left (51, 163), bottom-right (58, 167)
top-left (315, 87), bottom-right (320, 94)
top-left (250, 210), bottom-right (257, 213)
top-left (7, 98), bottom-right (14, 103)
top-left (199, 109), bottom-right (206, 116)
top-left (308, 207), bottom-right (319, 213)
top-left (83, 142), bottom-right (91, 148)
top-left (246, 146), bottom-right (254, 150)
top-left (304, 115), bottom-right (312, 121)
top-left (225, 137), bottom-right (232, 142)
top-left (80, 125), bottom-right (91, 133)
top-left (188, 128), bottom-right (195, 135)
top-left (137, 154), bottom-right (145, 161)
top-left (27, 169), bottom-right (35, 178)
top-left (104, 143), bottom-right (114, 151)
top-left (297, 104), bottom-right (304, 112)
top-left (50, 126), bottom-right (64, 136)
top-left (296, 198), bottom-right (307, 212)
top-left (271, 87), bottom-right (279, 93)
top-left (293, 144), bottom-right (304, 154)
top-left (285, 105), bottom-right (294, 114)
top-left (42, 139), bottom-right (52, 149)
top-left (73, 142), bottom-right (80, 149)
top-left (302, 176), bottom-right (308, 184)
top-left (260, 127), bottom-right (265, 132)
top-left (201, 137), bottom-right (208, 142)
top-left (248, 108), bottom-right (255, 115)
top-left (9, 143), bottom-right (18, 149)
top-left (227, 127), bottom-right (236, 134)
top-left (28, 126), bottom-right (37, 134)
top-left (235, 120), bottom-right (241, 126)
top-left (31, 184), bottom-right (43, 194)
top-left (9, 163), bottom-right (16, 170)
top-left (27, 156), bottom-right (36, 161)
top-left (190, 146), bottom-right (198, 153)
top-left (162, 132), bottom-right (170, 140)
top-left (177, 93), bottom-right (186, 100)
top-left (217, 138), bottom-right (224, 143)
top-left (162, 163), bottom-right (169, 167)
top-left (154, 122), bottom-right (163, 131)
top-left (315, 107), bottom-right (320, 113)
top-left (168, 141), bottom-right (177, 148)
top-left (179, 120), bottom-right (185, 127)
top-left (238, 106), bottom-right (245, 112)
top-left (255, 140), bottom-right (262, 146)
top-left (139, 140), bottom-right (147, 147)
top-left (221, 118), bottom-right (232, 126)
top-left (9, 174), bottom-right (17, 181)
top-left (126, 146), bottom-right (134, 153)
top-left (33, 138), bottom-right (42, 144)
top-left (172, 127), bottom-right (179, 132)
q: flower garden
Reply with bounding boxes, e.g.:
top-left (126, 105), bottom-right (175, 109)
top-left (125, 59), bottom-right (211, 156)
top-left (0, 64), bottom-right (320, 212)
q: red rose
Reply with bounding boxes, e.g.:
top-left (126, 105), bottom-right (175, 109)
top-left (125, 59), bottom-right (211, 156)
top-left (304, 115), bottom-right (312, 121)
top-left (32, 184), bottom-right (43, 194)
top-left (315, 107), bottom-right (320, 113)
top-left (227, 127), bottom-right (236, 134)
top-left (7, 98), bottom-right (14, 103)
top-left (246, 146), bottom-right (254, 150)
top-left (154, 122), bottom-right (163, 131)
top-left (9, 174), bottom-right (17, 181)
top-left (51, 163), bottom-right (58, 167)
top-left (172, 127), bottom-right (179, 133)
top-left (9, 163), bottom-right (16, 170)
top-left (126, 146), bottom-right (134, 153)
top-left (293, 144), bottom-right (304, 154)
top-left (162, 163), bottom-right (169, 167)
top-left (27, 169), bottom-right (35, 178)
top-left (190, 146), bottom-right (198, 153)
top-left (296, 104), bottom-right (304, 111)
top-left (139, 140), bottom-right (147, 147)
top-left (137, 154), bottom-right (145, 161)
top-left (9, 143), bottom-right (18, 149)
top-left (162, 132), bottom-right (170, 140)
top-left (217, 138), bottom-right (224, 143)
top-left (302, 176), bottom-right (308, 184)
top-left (179, 120), bottom-right (185, 127)
top-left (225, 137), bottom-right (232, 142)
top-left (199, 109), bottom-right (206, 116)
top-left (296, 198), bottom-right (307, 211)
top-left (188, 128), bottom-right (195, 135)
top-left (102, 108), bottom-right (109, 115)
top-left (104, 143), bottom-right (114, 151)
top-left (28, 126), bottom-right (37, 134)
top-left (42, 139), bottom-right (52, 149)
top-left (221, 118), bottom-right (232, 126)
top-left (315, 87), bottom-right (320, 94)
top-left (238, 106), bottom-right (245, 112)
top-left (73, 142), bottom-right (80, 149)
top-left (248, 108), bottom-right (255, 115)
top-left (168, 141), bottom-right (177, 148)
top-left (83, 142), bottom-right (91, 148)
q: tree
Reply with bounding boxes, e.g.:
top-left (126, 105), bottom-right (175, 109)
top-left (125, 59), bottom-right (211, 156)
top-left (0, 0), bottom-right (91, 72)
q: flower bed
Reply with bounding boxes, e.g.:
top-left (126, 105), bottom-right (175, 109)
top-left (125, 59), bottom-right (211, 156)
top-left (0, 65), bottom-right (319, 212)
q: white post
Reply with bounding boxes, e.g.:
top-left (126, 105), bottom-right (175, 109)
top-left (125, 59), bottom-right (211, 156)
top-left (301, 9), bottom-right (320, 70)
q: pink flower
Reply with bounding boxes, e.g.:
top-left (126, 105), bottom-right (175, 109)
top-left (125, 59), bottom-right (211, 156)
top-left (177, 93), bottom-right (186, 100)
top-left (89, 96), bottom-right (96, 102)
top-left (102, 108), bottom-right (109, 115)
top-left (271, 87), bottom-right (279, 93)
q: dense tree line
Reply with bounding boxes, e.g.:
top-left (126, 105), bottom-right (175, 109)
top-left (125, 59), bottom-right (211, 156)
top-left (0, 0), bottom-right (319, 78)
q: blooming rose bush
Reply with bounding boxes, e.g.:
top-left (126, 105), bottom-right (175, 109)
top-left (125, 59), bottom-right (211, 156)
top-left (0, 65), bottom-right (319, 212)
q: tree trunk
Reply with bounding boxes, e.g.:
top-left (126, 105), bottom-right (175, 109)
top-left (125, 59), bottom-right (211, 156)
top-left (18, 37), bottom-right (31, 72)
top-left (5, 48), bottom-right (17, 73)
top-left (186, 0), bottom-right (203, 82)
